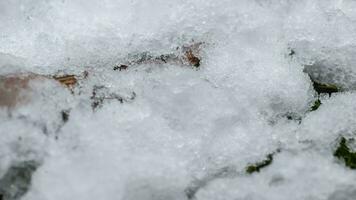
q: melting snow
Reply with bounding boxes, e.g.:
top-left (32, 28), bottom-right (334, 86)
top-left (1, 0), bottom-right (356, 199)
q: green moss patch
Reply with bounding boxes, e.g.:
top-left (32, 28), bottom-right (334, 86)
top-left (312, 80), bottom-right (339, 95)
top-left (334, 137), bottom-right (356, 169)
top-left (246, 154), bottom-right (274, 174)
top-left (310, 99), bottom-right (322, 111)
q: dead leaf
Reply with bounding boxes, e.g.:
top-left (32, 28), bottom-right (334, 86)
top-left (53, 75), bottom-right (77, 88)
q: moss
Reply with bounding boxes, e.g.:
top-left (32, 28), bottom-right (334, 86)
top-left (303, 71), bottom-right (340, 96)
top-left (312, 80), bottom-right (339, 96)
top-left (310, 99), bottom-right (322, 111)
top-left (246, 154), bottom-right (274, 174)
top-left (334, 137), bottom-right (356, 169)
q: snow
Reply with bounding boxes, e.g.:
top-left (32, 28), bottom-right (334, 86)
top-left (1, 0), bottom-right (356, 199)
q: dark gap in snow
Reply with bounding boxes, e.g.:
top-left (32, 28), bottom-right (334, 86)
top-left (91, 85), bottom-right (136, 111)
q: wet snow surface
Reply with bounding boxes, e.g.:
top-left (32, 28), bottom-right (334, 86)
top-left (1, 0), bottom-right (356, 199)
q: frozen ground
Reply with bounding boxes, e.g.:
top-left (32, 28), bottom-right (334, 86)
top-left (1, 0), bottom-right (356, 200)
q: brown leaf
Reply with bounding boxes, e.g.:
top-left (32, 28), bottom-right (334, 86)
top-left (184, 49), bottom-right (200, 67)
top-left (53, 75), bottom-right (77, 88)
